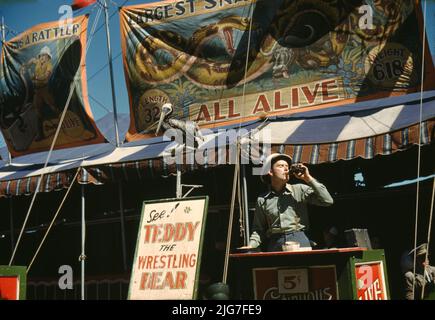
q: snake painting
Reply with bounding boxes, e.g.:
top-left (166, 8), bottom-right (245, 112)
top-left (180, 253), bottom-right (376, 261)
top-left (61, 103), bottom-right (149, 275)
top-left (133, 0), bottom-right (368, 89)
top-left (135, 15), bottom-right (273, 89)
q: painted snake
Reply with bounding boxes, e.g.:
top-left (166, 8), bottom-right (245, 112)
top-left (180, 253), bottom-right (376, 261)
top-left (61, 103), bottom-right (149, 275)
top-left (134, 15), bottom-right (272, 89)
top-left (134, 0), bottom-right (364, 89)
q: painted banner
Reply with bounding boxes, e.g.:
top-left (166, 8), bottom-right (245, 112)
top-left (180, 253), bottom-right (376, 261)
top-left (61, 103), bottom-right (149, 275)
top-left (253, 265), bottom-right (338, 300)
top-left (128, 196), bottom-right (208, 300)
top-left (355, 261), bottom-right (388, 300)
top-left (0, 15), bottom-right (105, 157)
top-left (120, 0), bottom-right (434, 141)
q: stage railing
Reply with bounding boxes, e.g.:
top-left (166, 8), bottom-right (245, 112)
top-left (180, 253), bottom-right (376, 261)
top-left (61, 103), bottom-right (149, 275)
top-left (26, 278), bottom-right (130, 300)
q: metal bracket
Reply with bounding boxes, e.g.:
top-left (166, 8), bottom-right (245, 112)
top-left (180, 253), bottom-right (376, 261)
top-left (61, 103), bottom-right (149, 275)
top-left (181, 184), bottom-right (203, 198)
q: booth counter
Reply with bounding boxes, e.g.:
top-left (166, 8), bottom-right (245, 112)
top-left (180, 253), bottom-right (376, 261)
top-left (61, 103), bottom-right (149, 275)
top-left (229, 248), bottom-right (389, 300)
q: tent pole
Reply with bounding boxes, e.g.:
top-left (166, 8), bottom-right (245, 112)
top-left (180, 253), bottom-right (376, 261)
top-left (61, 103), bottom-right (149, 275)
top-left (9, 197), bottom-right (15, 255)
top-left (103, 0), bottom-right (120, 147)
top-left (80, 184), bottom-right (86, 300)
top-left (118, 182), bottom-right (128, 272)
top-left (241, 164), bottom-right (250, 245)
top-left (176, 164), bottom-right (182, 198)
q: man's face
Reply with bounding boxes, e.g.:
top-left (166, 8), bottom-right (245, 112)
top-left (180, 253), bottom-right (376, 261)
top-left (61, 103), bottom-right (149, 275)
top-left (269, 159), bottom-right (289, 183)
top-left (417, 255), bottom-right (429, 267)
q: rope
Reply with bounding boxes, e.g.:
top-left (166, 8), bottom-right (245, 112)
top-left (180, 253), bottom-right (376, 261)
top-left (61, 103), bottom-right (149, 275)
top-left (86, 2), bottom-right (104, 53)
top-left (8, 86), bottom-right (76, 266)
top-left (237, 149), bottom-right (244, 240)
top-left (76, 0), bottom-right (129, 46)
top-left (222, 145), bottom-right (240, 284)
top-left (237, 0), bottom-right (255, 250)
top-left (27, 168), bottom-right (81, 274)
top-left (421, 176), bottom-right (435, 299)
top-left (412, 0), bottom-right (427, 300)
top-left (240, 2), bottom-right (255, 125)
top-left (8, 8), bottom-right (103, 266)
top-left (222, 1), bottom-right (256, 282)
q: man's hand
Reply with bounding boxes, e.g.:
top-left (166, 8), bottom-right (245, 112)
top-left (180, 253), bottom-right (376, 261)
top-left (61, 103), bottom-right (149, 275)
top-left (293, 164), bottom-right (313, 183)
top-left (237, 245), bottom-right (253, 250)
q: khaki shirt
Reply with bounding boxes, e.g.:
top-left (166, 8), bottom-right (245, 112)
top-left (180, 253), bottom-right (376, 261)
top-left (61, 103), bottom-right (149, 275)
top-left (248, 179), bottom-right (333, 248)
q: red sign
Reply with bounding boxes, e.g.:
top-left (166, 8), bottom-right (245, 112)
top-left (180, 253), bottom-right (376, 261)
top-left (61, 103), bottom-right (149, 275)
top-left (71, 0), bottom-right (96, 10)
top-left (0, 276), bottom-right (19, 300)
top-left (355, 262), bottom-right (388, 300)
top-left (253, 266), bottom-right (338, 300)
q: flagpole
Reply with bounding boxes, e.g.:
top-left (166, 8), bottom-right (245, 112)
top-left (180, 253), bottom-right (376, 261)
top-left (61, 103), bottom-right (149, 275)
top-left (102, 0), bottom-right (120, 147)
top-left (80, 184), bottom-right (86, 300)
top-left (1, 16), bottom-right (13, 165)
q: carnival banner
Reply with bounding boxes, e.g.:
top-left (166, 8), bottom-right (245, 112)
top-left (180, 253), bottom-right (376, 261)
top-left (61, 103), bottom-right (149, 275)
top-left (120, 0), bottom-right (434, 142)
top-left (0, 15), bottom-right (105, 157)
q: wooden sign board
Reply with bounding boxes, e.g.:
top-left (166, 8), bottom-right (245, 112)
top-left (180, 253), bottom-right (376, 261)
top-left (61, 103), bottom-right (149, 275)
top-left (128, 196), bottom-right (208, 300)
top-left (0, 266), bottom-right (27, 300)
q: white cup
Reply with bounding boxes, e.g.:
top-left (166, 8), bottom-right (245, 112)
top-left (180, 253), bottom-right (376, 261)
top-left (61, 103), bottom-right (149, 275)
top-left (282, 241), bottom-right (300, 251)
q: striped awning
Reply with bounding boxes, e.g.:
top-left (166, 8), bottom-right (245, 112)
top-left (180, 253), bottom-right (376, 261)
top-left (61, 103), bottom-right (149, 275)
top-left (0, 88), bottom-right (434, 197)
top-left (0, 119), bottom-right (432, 197)
top-left (80, 119), bottom-right (433, 186)
top-left (0, 169), bottom-right (77, 198)
top-left (271, 119), bottom-right (434, 164)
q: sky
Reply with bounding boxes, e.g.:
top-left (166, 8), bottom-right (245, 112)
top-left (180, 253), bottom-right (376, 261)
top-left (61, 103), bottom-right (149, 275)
top-left (0, 0), bottom-right (434, 149)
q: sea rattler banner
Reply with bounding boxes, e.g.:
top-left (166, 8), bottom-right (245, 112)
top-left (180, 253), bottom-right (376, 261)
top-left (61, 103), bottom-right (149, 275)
top-left (0, 15), bottom-right (105, 157)
top-left (120, 0), bottom-right (435, 142)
